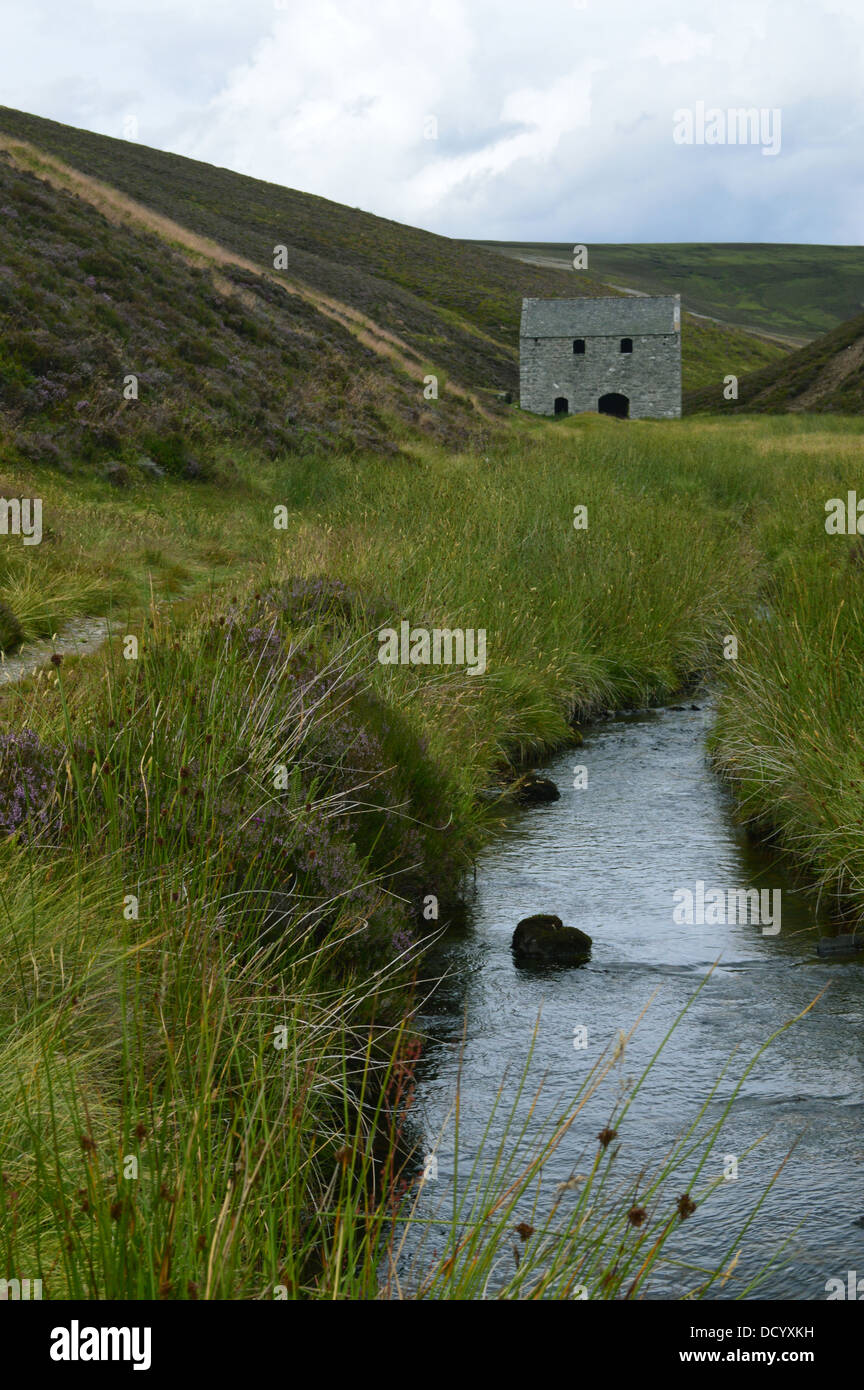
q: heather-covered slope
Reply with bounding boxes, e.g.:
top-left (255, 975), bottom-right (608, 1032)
top-left (687, 310), bottom-right (864, 414)
top-left (0, 105), bottom-right (614, 403)
top-left (0, 148), bottom-right (489, 474)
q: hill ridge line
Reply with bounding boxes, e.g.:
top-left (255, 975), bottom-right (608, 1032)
top-left (0, 135), bottom-right (491, 417)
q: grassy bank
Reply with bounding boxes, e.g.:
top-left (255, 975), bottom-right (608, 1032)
top-left (2, 411), bottom-right (863, 1296)
top-left (706, 421), bottom-right (864, 920)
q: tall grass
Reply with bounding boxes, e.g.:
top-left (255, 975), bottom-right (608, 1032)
top-left (3, 411), bottom-right (863, 1297)
top-left (0, 598), bottom-right (434, 1299)
top-left (705, 418), bottom-right (864, 922)
top-left (711, 552), bottom-right (864, 915)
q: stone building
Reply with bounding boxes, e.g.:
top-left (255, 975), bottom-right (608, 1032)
top-left (519, 295), bottom-right (681, 419)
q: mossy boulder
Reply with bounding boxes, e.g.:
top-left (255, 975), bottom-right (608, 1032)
top-left (0, 599), bottom-right (23, 653)
top-left (101, 460), bottom-right (131, 487)
top-left (512, 913), bottom-right (592, 966)
top-left (513, 772), bottom-right (560, 805)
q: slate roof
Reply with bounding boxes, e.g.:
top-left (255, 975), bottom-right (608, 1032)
top-left (520, 295), bottom-right (680, 337)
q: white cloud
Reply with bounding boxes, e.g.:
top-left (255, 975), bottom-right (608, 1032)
top-left (406, 67), bottom-right (599, 215)
top-left (0, 0), bottom-right (862, 242)
top-left (636, 24), bottom-right (714, 66)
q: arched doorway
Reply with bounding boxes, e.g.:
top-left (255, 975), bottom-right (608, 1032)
top-left (554, 396), bottom-right (568, 415)
top-left (598, 392), bottom-right (629, 419)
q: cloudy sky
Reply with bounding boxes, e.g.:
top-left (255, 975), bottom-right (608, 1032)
top-left (2, 0), bottom-right (863, 243)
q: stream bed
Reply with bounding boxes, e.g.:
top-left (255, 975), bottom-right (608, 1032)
top-left (0, 618), bottom-right (110, 686)
top-left (409, 703), bottom-right (864, 1299)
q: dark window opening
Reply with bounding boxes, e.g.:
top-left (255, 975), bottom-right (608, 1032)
top-left (573, 338), bottom-right (585, 354)
top-left (620, 337), bottom-right (633, 353)
top-left (598, 392), bottom-right (629, 419)
top-left (554, 396), bottom-right (569, 416)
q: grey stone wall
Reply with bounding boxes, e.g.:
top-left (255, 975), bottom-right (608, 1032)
top-left (519, 332), bottom-right (681, 419)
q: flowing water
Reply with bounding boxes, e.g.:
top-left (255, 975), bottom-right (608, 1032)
top-left (409, 703), bottom-right (864, 1299)
top-left (0, 618), bottom-right (110, 686)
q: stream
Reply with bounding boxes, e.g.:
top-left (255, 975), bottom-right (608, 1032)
top-left (408, 702), bottom-right (864, 1299)
top-left (0, 618), bottom-right (110, 686)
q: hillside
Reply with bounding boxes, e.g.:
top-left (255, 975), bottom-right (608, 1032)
top-left (475, 240), bottom-right (864, 344)
top-left (0, 147), bottom-right (466, 475)
top-left (0, 105), bottom-right (786, 418)
top-left (0, 104), bottom-right (612, 421)
top-left (686, 309), bottom-right (864, 414)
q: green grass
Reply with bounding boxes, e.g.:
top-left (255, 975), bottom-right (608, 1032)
top-left (0, 446), bottom-right (290, 646)
top-left (707, 432), bottom-right (864, 915)
top-left (679, 315), bottom-right (790, 395)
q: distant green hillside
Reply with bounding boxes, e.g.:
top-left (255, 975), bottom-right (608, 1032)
top-left (476, 241), bottom-right (864, 344)
top-left (0, 107), bottom-right (787, 398)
